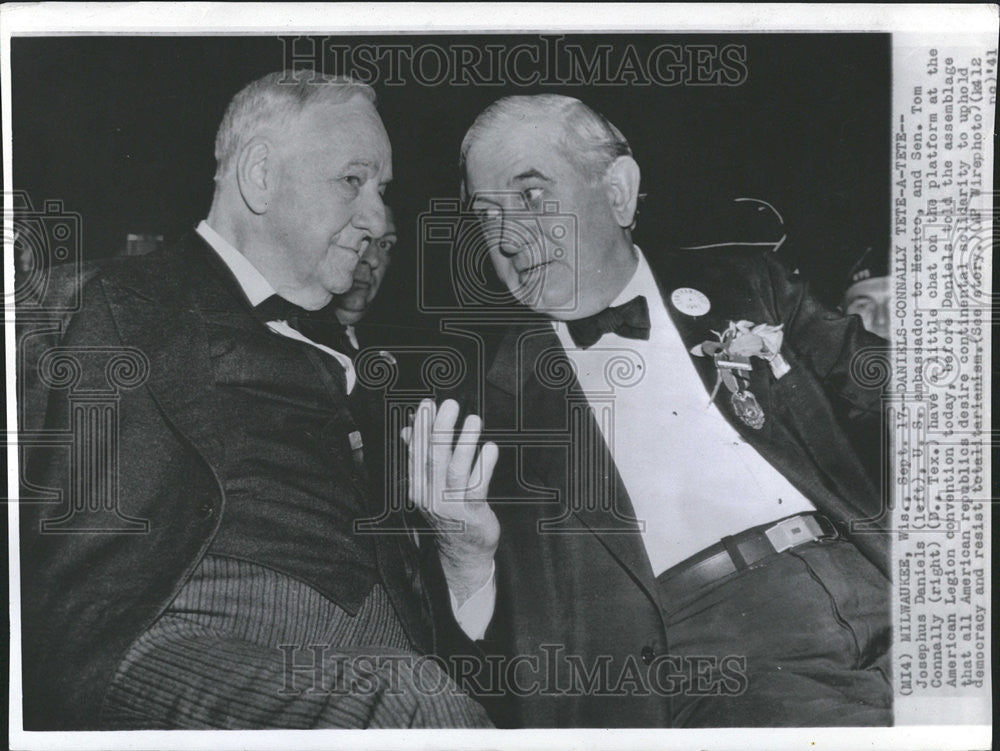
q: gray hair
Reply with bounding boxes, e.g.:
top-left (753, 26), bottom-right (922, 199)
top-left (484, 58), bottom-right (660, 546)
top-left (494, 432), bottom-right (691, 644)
top-left (459, 94), bottom-right (633, 198)
top-left (213, 69), bottom-right (377, 182)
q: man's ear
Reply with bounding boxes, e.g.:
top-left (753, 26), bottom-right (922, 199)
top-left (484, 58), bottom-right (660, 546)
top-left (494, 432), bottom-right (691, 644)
top-left (236, 138), bottom-right (272, 215)
top-left (604, 155), bottom-right (641, 228)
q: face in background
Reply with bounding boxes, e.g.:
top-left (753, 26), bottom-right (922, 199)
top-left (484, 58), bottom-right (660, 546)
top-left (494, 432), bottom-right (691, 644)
top-left (335, 207), bottom-right (396, 325)
top-left (465, 116), bottom-right (638, 320)
top-left (842, 275), bottom-right (891, 340)
top-left (258, 95), bottom-right (392, 307)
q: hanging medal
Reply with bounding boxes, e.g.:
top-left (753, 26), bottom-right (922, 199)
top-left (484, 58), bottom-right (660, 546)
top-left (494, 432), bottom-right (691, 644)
top-left (713, 352), bottom-right (765, 430)
top-left (729, 387), bottom-right (766, 430)
top-left (690, 319), bottom-right (791, 431)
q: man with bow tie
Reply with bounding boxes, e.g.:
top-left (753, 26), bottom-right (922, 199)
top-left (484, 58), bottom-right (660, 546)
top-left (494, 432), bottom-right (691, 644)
top-left (405, 94), bottom-right (892, 728)
top-left (19, 70), bottom-right (492, 730)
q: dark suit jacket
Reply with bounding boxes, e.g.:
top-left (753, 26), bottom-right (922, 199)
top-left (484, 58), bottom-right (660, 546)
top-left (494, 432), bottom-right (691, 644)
top-left (454, 244), bottom-right (889, 728)
top-left (18, 233), bottom-right (437, 730)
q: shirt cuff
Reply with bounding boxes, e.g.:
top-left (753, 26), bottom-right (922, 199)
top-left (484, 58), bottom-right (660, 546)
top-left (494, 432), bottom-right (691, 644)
top-left (448, 562), bottom-right (496, 641)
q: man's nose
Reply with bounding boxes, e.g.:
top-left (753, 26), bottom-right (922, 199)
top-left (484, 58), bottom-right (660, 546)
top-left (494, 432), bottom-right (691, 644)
top-left (353, 189), bottom-right (388, 242)
top-left (354, 258), bottom-right (374, 282)
top-left (360, 240), bottom-right (384, 269)
top-left (358, 254), bottom-right (377, 276)
top-left (481, 210), bottom-right (521, 257)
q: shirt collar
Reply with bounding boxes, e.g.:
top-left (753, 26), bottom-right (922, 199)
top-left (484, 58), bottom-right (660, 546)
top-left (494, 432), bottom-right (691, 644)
top-left (610, 245), bottom-right (657, 307)
top-left (196, 220), bottom-right (275, 307)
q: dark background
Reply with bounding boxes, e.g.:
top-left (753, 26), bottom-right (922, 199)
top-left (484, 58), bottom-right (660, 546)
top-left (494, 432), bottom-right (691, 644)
top-left (11, 33), bottom-right (890, 331)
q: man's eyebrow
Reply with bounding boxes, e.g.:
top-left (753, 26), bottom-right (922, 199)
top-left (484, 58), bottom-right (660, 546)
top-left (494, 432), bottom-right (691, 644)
top-left (511, 168), bottom-right (552, 183)
top-left (469, 191), bottom-right (500, 206)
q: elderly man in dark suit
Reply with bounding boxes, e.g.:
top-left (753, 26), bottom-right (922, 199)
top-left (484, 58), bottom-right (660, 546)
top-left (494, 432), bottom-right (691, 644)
top-left (405, 94), bottom-right (891, 728)
top-left (19, 71), bottom-right (491, 730)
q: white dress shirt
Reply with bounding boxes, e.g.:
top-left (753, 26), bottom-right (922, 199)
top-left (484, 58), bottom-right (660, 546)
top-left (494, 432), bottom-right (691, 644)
top-left (196, 220), bottom-right (492, 638)
top-left (552, 247), bottom-right (815, 574)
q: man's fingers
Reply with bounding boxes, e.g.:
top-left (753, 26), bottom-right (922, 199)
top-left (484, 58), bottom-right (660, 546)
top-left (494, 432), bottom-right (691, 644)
top-left (405, 416), bottom-right (417, 507)
top-left (431, 399), bottom-right (459, 494)
top-left (468, 441), bottom-right (499, 500)
top-left (407, 400), bottom-right (492, 521)
top-left (410, 400), bottom-right (433, 509)
top-left (433, 399), bottom-right (460, 437)
top-left (447, 414), bottom-right (481, 492)
top-left (407, 405), bottom-right (421, 507)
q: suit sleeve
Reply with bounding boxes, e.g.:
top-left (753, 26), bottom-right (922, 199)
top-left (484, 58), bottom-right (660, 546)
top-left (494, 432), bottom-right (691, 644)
top-left (758, 252), bottom-right (890, 488)
top-left (418, 535), bottom-right (516, 727)
top-left (760, 251), bottom-right (888, 422)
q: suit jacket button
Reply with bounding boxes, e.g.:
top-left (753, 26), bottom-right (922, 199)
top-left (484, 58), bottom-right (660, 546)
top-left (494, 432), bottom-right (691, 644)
top-left (640, 645), bottom-right (656, 665)
top-left (197, 501), bottom-right (214, 519)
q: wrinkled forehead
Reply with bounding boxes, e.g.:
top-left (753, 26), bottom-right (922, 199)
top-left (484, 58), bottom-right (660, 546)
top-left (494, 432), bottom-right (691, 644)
top-left (286, 97), bottom-right (392, 173)
top-left (465, 117), bottom-right (570, 192)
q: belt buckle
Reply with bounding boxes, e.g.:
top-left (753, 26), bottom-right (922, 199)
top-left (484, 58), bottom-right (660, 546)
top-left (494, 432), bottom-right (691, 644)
top-left (764, 515), bottom-right (820, 553)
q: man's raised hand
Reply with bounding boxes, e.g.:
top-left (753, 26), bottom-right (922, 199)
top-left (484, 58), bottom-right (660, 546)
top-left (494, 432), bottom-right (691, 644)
top-left (400, 399), bottom-right (499, 604)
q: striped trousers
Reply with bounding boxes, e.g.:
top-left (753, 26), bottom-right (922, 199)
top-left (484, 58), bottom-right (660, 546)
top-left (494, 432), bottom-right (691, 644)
top-left (100, 555), bottom-right (492, 728)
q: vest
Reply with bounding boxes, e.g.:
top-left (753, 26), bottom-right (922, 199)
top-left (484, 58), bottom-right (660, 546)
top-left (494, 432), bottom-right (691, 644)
top-left (203, 313), bottom-right (379, 614)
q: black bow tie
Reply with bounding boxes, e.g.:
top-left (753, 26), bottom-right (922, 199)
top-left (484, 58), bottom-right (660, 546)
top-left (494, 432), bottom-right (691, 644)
top-left (566, 295), bottom-right (651, 349)
top-left (253, 294), bottom-right (332, 322)
top-left (253, 294), bottom-right (356, 354)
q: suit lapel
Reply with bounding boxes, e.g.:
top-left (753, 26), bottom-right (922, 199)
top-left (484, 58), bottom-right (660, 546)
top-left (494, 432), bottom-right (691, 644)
top-left (487, 319), bottom-right (662, 608)
top-left (103, 234), bottom-right (238, 477)
top-left (338, 329), bottom-right (433, 651)
top-left (648, 248), bottom-right (832, 499)
top-left (650, 249), bottom-right (783, 442)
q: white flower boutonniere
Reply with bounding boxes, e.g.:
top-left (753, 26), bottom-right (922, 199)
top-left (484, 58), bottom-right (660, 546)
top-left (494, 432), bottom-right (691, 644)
top-left (690, 320), bottom-right (791, 430)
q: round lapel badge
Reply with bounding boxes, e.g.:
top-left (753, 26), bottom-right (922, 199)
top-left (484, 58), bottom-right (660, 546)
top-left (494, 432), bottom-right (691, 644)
top-left (670, 287), bottom-right (711, 317)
